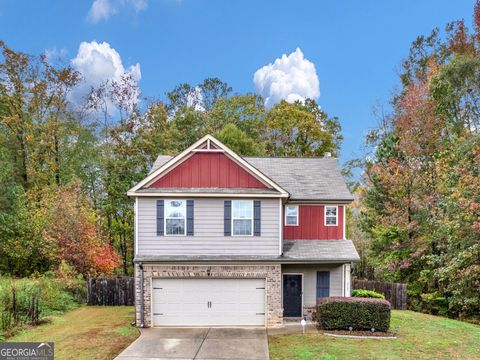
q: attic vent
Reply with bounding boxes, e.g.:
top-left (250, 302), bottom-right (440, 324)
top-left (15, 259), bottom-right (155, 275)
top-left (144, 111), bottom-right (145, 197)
top-left (324, 152), bottom-right (332, 158)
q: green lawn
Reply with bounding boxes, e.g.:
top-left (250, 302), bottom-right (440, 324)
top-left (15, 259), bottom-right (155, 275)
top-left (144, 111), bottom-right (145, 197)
top-left (7, 306), bottom-right (139, 360)
top-left (269, 310), bottom-right (480, 360)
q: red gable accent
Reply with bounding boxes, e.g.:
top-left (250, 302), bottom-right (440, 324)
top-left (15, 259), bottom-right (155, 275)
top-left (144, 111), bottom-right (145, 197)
top-left (283, 205), bottom-right (344, 240)
top-left (148, 152), bottom-right (268, 189)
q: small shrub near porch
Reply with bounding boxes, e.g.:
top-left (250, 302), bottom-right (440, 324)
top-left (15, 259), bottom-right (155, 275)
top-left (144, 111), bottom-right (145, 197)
top-left (317, 297), bottom-right (391, 332)
top-left (351, 289), bottom-right (385, 299)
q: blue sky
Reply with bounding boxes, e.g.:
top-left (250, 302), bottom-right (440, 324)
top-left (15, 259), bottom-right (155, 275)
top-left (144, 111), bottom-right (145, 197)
top-left (0, 0), bottom-right (475, 163)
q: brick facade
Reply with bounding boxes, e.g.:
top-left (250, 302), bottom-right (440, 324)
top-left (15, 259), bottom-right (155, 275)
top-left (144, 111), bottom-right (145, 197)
top-left (134, 263), bottom-right (283, 328)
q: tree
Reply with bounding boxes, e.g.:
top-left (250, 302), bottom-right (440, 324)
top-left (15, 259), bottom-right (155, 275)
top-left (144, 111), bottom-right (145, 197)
top-left (215, 123), bottom-right (264, 156)
top-left (264, 100), bottom-right (339, 157)
top-left (208, 94), bottom-right (266, 139)
top-left (358, 3), bottom-right (480, 319)
top-left (43, 182), bottom-right (119, 276)
top-left (198, 77), bottom-right (232, 112)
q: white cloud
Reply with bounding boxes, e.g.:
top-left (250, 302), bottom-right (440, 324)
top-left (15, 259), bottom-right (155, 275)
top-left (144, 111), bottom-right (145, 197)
top-left (87, 0), bottom-right (148, 23)
top-left (70, 41), bottom-right (141, 112)
top-left (44, 47), bottom-right (68, 63)
top-left (253, 48), bottom-right (320, 108)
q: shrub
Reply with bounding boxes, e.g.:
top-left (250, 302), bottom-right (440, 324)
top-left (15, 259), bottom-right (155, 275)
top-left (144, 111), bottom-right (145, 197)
top-left (55, 261), bottom-right (87, 303)
top-left (0, 274), bottom-right (83, 338)
top-left (352, 289), bottom-right (385, 299)
top-left (317, 297), bottom-right (391, 332)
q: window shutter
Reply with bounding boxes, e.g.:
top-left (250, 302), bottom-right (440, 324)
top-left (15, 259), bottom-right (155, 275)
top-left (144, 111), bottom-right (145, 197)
top-left (186, 200), bottom-right (194, 236)
top-left (254, 200), bottom-right (261, 236)
top-left (224, 200), bottom-right (231, 236)
top-left (316, 271), bottom-right (330, 298)
top-left (156, 200), bottom-right (164, 236)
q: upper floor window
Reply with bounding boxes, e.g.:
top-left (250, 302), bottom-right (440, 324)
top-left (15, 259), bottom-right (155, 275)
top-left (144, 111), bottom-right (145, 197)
top-left (165, 200), bottom-right (186, 235)
top-left (325, 206), bottom-right (338, 226)
top-left (232, 200), bottom-right (253, 236)
top-left (285, 205), bottom-right (298, 226)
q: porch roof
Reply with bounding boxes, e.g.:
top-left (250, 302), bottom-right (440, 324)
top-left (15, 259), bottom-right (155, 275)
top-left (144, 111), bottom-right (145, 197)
top-left (133, 240), bottom-right (359, 263)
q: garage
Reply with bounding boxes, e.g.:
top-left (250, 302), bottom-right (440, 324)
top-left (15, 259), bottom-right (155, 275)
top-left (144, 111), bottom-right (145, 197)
top-left (152, 278), bottom-right (266, 326)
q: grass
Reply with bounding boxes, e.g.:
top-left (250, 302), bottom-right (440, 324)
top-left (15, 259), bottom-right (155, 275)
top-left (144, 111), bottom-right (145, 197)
top-left (269, 310), bottom-right (480, 360)
top-left (7, 306), bottom-right (139, 360)
top-left (0, 274), bottom-right (85, 339)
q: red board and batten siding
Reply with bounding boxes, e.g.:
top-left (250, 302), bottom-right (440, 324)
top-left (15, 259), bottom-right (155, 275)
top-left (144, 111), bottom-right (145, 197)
top-left (149, 152), bottom-right (267, 189)
top-left (283, 205), bottom-right (344, 240)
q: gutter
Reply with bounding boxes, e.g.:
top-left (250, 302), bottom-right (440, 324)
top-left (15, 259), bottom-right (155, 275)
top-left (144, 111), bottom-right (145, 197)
top-left (139, 263), bottom-right (145, 328)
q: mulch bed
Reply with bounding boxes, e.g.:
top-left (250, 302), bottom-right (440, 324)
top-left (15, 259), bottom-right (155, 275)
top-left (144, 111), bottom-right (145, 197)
top-left (323, 329), bottom-right (397, 338)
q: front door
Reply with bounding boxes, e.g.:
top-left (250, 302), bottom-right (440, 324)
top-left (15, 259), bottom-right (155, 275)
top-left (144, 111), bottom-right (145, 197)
top-left (283, 274), bottom-right (302, 317)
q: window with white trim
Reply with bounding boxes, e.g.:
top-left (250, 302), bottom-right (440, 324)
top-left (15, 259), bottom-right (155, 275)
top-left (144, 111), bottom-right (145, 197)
top-left (232, 200), bottom-right (253, 236)
top-left (325, 206), bottom-right (338, 226)
top-left (285, 205), bottom-right (298, 226)
top-left (165, 200), bottom-right (186, 235)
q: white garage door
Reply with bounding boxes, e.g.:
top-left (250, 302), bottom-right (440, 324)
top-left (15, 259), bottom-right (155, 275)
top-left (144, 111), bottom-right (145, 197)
top-left (152, 278), bottom-right (265, 326)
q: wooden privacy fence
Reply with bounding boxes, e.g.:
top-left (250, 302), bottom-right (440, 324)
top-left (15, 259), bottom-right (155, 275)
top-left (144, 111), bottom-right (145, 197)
top-left (352, 279), bottom-right (407, 310)
top-left (87, 277), bottom-right (134, 306)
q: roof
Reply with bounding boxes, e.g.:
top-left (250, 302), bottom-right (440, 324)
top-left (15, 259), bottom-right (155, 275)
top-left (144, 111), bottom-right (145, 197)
top-left (131, 135), bottom-right (289, 197)
top-left (282, 240), bottom-right (360, 262)
top-left (134, 240), bottom-right (360, 263)
top-left (245, 157), bottom-right (353, 201)
top-left (149, 155), bottom-right (353, 202)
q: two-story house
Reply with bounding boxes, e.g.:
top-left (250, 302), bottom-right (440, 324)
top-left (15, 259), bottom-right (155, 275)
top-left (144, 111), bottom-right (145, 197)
top-left (127, 135), bottom-right (359, 328)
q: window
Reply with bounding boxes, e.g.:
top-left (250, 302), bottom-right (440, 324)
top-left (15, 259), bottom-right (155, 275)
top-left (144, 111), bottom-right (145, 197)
top-left (165, 200), bottom-right (186, 235)
top-left (285, 205), bottom-right (298, 226)
top-left (325, 206), bottom-right (338, 226)
top-left (232, 200), bottom-right (253, 236)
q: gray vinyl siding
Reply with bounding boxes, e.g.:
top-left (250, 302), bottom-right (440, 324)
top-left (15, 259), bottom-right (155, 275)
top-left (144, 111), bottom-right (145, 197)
top-left (282, 264), bottom-right (345, 306)
top-left (137, 197), bottom-right (280, 256)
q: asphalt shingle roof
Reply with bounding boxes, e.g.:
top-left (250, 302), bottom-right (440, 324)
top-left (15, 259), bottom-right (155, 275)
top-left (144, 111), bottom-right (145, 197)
top-left (245, 157), bottom-right (353, 201)
top-left (149, 154), bottom-right (353, 201)
top-left (282, 240), bottom-right (359, 262)
top-left (133, 240), bottom-right (359, 263)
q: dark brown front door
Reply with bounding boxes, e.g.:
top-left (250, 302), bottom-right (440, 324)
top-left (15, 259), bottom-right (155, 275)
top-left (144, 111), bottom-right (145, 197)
top-left (283, 274), bottom-right (302, 317)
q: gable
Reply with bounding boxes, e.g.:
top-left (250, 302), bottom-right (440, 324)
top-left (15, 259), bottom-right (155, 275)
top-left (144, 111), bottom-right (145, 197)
top-left (147, 152), bottom-right (268, 189)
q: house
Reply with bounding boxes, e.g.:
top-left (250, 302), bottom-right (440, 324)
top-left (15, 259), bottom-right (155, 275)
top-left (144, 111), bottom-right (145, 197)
top-left (127, 134), bottom-right (359, 328)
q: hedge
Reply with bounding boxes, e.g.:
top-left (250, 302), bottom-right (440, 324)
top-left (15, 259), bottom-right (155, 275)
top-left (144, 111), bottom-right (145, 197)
top-left (351, 289), bottom-right (385, 299)
top-left (317, 297), bottom-right (391, 332)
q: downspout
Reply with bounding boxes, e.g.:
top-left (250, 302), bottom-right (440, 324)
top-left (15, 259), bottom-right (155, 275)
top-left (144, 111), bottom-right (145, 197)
top-left (139, 263), bottom-right (145, 328)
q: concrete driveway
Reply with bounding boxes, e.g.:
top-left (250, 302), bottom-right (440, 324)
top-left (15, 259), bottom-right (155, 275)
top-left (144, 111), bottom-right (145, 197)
top-left (115, 327), bottom-right (269, 360)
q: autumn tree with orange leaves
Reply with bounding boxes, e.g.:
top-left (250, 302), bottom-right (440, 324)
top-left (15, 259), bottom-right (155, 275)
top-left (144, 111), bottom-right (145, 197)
top-left (358, 2), bottom-right (480, 319)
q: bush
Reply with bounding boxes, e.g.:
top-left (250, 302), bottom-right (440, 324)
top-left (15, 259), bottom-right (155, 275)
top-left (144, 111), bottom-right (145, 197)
top-left (55, 261), bottom-right (87, 303)
top-left (0, 273), bottom-right (84, 338)
top-left (352, 289), bottom-right (385, 299)
top-left (317, 297), bottom-right (391, 332)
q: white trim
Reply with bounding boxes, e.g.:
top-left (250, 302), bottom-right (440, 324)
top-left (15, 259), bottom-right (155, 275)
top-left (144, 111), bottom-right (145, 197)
top-left (284, 205), bottom-right (299, 226)
top-left (127, 135), bottom-right (289, 196)
top-left (324, 205), bottom-right (338, 226)
top-left (134, 197), bottom-right (138, 256)
top-left (128, 191), bottom-right (288, 198)
top-left (191, 148), bottom-right (224, 153)
top-left (343, 205), bottom-right (346, 239)
top-left (344, 263), bottom-right (351, 297)
top-left (164, 199), bottom-right (187, 236)
top-left (231, 200), bottom-right (254, 236)
top-left (282, 273), bottom-right (304, 317)
top-left (278, 198), bottom-right (282, 256)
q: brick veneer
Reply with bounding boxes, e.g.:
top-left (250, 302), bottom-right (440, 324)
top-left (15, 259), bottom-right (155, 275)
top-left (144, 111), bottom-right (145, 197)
top-left (134, 263), bottom-right (283, 328)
